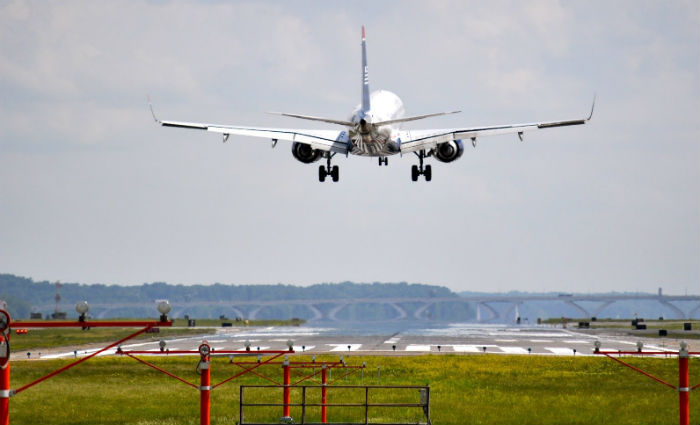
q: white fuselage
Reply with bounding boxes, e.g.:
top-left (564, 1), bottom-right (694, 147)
top-left (347, 90), bottom-right (405, 156)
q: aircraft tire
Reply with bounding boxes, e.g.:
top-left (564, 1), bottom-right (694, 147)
top-left (425, 165), bottom-right (432, 181)
top-left (331, 165), bottom-right (339, 182)
top-left (319, 165), bottom-right (326, 182)
top-left (411, 165), bottom-right (419, 182)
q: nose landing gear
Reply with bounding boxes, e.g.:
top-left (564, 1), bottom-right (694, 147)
top-left (318, 153), bottom-right (339, 182)
top-left (378, 156), bottom-right (388, 166)
top-left (411, 150), bottom-right (432, 182)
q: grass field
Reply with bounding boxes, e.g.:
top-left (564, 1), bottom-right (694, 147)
top-left (6, 354), bottom-right (698, 425)
top-left (10, 318), bottom-right (304, 353)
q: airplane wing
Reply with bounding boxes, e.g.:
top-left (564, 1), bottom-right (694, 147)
top-left (149, 102), bottom-right (349, 154)
top-left (399, 100), bottom-right (595, 154)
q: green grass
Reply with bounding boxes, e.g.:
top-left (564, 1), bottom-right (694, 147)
top-left (544, 318), bottom-right (699, 330)
top-left (9, 327), bottom-right (216, 353)
top-left (10, 318), bottom-right (304, 353)
top-left (6, 354), bottom-right (699, 425)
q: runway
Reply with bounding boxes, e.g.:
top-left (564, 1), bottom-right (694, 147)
top-left (32, 324), bottom-right (698, 360)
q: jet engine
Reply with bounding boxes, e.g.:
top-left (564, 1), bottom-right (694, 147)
top-left (434, 140), bottom-right (464, 163)
top-left (291, 142), bottom-right (322, 163)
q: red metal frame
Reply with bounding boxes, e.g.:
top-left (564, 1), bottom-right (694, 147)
top-left (596, 350), bottom-right (698, 425)
top-left (0, 312), bottom-right (170, 425)
top-left (229, 358), bottom-right (365, 422)
top-left (1, 311), bottom-right (369, 425)
top-left (11, 321), bottom-right (172, 328)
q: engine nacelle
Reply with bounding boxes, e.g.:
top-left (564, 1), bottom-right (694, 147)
top-left (434, 140), bottom-right (464, 163)
top-left (291, 142), bottom-right (322, 163)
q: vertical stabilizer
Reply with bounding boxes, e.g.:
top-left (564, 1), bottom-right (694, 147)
top-left (361, 25), bottom-right (370, 113)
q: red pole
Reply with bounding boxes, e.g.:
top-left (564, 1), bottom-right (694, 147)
top-left (0, 361), bottom-right (8, 425)
top-left (283, 356), bottom-right (291, 418)
top-left (679, 349), bottom-right (689, 425)
top-left (1, 309), bottom-right (11, 425)
top-left (321, 365), bottom-right (327, 423)
top-left (199, 345), bottom-right (211, 425)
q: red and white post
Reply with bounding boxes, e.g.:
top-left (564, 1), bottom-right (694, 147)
top-left (321, 364), bottom-right (327, 423)
top-left (282, 355), bottom-right (291, 419)
top-left (198, 343), bottom-right (211, 425)
top-left (679, 342), bottom-right (689, 425)
top-left (0, 309), bottom-right (10, 425)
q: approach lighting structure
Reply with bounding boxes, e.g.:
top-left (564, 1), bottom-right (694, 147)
top-left (75, 301), bottom-right (89, 322)
top-left (157, 301), bottom-right (171, 322)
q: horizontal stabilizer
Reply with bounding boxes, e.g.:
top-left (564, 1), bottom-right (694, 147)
top-left (268, 111), bottom-right (353, 127)
top-left (374, 110), bottom-right (461, 127)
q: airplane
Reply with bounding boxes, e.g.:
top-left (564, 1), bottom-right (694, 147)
top-left (149, 26), bottom-right (594, 182)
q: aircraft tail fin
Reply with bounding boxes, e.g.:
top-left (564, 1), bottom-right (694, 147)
top-left (361, 25), bottom-right (370, 113)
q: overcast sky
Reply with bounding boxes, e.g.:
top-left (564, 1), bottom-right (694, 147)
top-left (1, 1), bottom-right (698, 295)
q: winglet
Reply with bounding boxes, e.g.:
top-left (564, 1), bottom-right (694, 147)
top-left (147, 95), bottom-right (160, 124)
top-left (586, 93), bottom-right (596, 121)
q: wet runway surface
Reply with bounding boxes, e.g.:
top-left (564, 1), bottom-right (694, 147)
top-left (35, 324), bottom-right (698, 359)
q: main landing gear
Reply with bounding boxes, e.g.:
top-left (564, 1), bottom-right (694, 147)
top-left (378, 156), bottom-right (388, 166)
top-left (411, 150), bottom-right (432, 182)
top-left (318, 153), bottom-right (339, 182)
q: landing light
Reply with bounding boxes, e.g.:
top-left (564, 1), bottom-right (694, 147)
top-left (75, 301), bottom-right (89, 315)
top-left (199, 343), bottom-right (211, 357)
top-left (286, 340), bottom-right (294, 351)
top-left (157, 301), bottom-right (171, 322)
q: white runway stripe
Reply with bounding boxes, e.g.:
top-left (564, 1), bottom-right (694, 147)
top-left (499, 346), bottom-right (529, 354)
top-left (452, 345), bottom-right (481, 352)
top-left (405, 345), bottom-right (431, 351)
top-left (545, 347), bottom-right (575, 355)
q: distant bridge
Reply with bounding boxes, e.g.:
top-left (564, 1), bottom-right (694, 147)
top-left (37, 294), bottom-right (700, 322)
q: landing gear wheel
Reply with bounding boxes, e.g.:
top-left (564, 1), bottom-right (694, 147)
top-left (378, 157), bottom-right (388, 166)
top-left (318, 165), bottom-right (327, 182)
top-left (411, 165), bottom-right (419, 182)
top-left (331, 165), bottom-right (339, 182)
top-left (411, 150), bottom-right (433, 182)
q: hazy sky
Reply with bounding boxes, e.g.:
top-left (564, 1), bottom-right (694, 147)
top-left (1, 1), bottom-right (698, 294)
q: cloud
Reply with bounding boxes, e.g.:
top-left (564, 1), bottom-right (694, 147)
top-left (0, 1), bottom-right (697, 293)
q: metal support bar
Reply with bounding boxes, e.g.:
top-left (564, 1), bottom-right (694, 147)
top-left (123, 353), bottom-right (197, 389)
top-left (213, 352), bottom-right (286, 390)
top-left (601, 353), bottom-right (676, 389)
top-left (231, 362), bottom-right (281, 386)
top-left (14, 326), bottom-right (152, 394)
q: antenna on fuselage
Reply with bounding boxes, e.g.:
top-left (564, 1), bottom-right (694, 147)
top-left (361, 25), bottom-right (370, 114)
